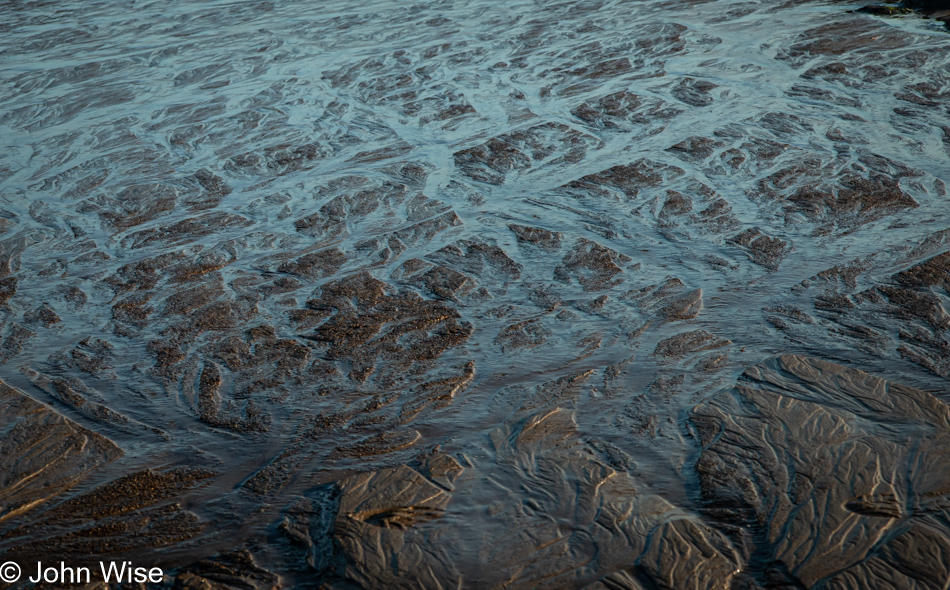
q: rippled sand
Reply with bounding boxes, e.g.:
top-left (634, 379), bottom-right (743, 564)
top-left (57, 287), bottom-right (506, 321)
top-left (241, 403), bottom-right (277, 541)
top-left (2, 0), bottom-right (950, 587)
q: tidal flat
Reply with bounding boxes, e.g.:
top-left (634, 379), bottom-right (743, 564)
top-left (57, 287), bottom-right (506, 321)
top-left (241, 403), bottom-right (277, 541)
top-left (1, 0), bottom-right (950, 588)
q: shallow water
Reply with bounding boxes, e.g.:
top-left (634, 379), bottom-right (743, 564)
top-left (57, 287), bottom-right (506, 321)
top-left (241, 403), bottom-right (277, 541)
top-left (1, 0), bottom-right (950, 587)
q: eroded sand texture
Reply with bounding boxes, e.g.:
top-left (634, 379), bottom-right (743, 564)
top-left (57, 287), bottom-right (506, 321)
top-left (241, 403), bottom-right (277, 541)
top-left (1, 0), bottom-right (950, 587)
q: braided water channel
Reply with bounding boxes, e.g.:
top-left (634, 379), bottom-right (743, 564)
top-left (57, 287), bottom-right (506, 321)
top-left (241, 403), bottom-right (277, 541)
top-left (1, 0), bottom-right (950, 587)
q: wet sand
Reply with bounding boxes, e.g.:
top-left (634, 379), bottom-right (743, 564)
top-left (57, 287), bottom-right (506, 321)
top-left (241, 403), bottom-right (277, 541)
top-left (1, 0), bottom-right (950, 587)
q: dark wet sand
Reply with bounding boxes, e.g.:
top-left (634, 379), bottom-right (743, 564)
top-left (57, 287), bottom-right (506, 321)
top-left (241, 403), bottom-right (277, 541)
top-left (1, 0), bottom-right (950, 587)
